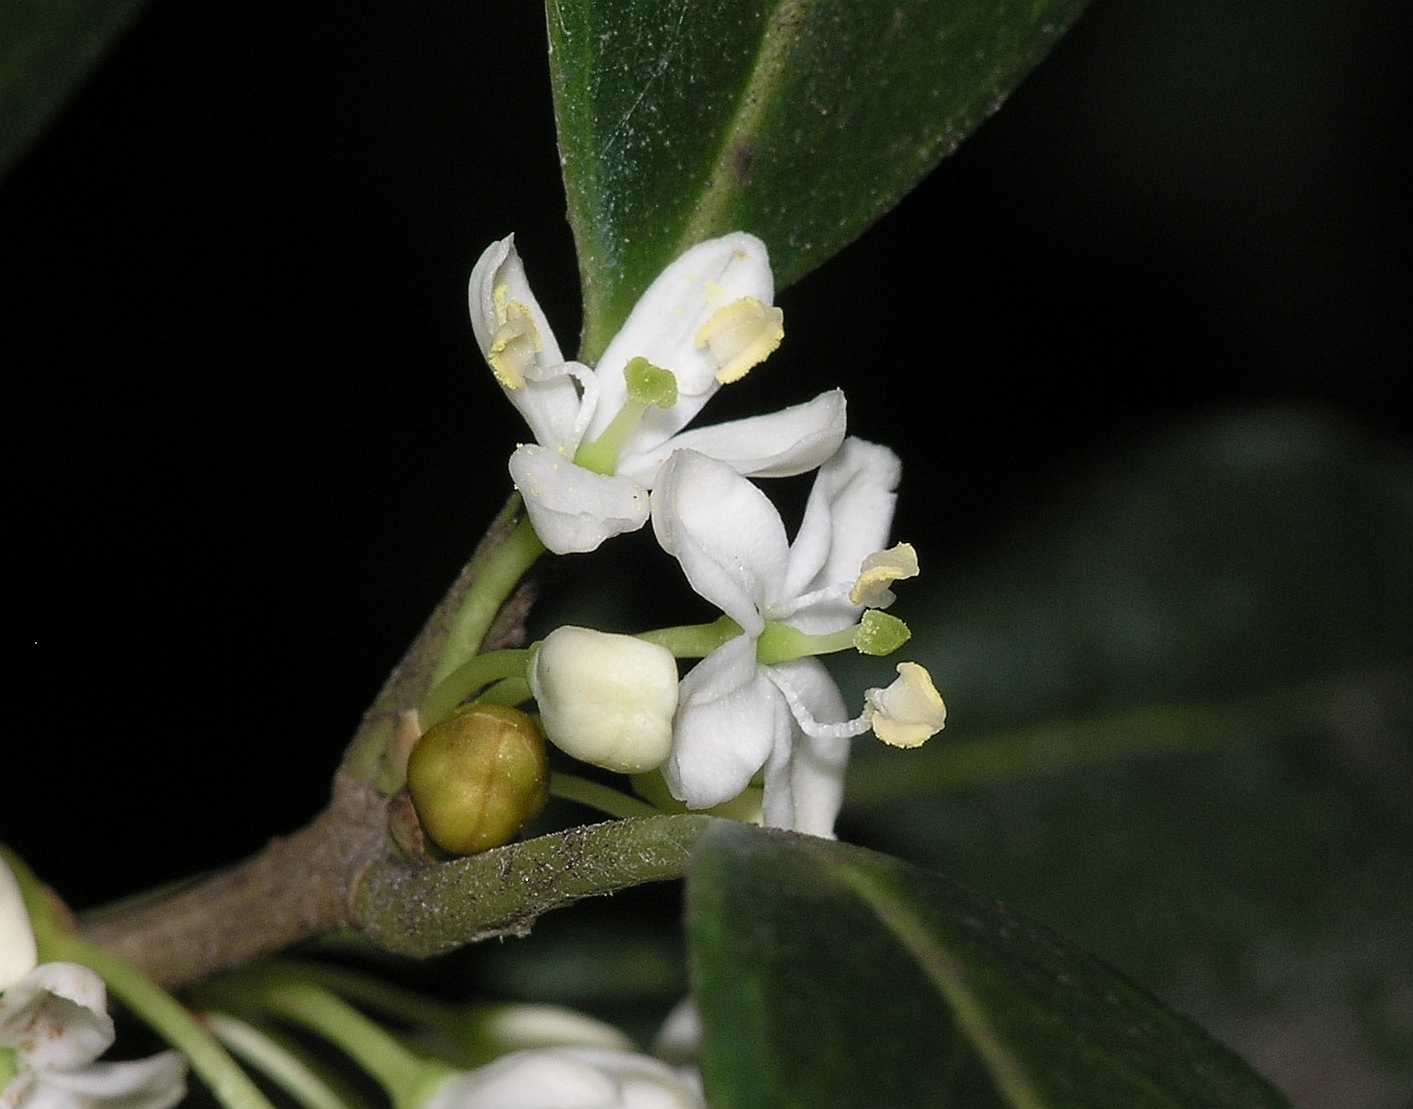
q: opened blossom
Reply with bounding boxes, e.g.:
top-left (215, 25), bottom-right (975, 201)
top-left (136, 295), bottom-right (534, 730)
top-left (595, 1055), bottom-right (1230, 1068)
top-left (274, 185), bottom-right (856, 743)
top-left (0, 860), bottom-right (187, 1109)
top-left (469, 232), bottom-right (846, 553)
top-left (650, 440), bottom-right (944, 837)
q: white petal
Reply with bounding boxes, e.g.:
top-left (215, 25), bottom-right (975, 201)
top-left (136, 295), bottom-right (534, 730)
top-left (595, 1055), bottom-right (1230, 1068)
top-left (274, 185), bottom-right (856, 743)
top-left (616, 389), bottom-right (847, 487)
top-left (0, 858), bottom-right (37, 990)
top-left (509, 445), bottom-right (649, 555)
top-left (652, 999), bottom-right (701, 1066)
top-left (781, 437), bottom-right (902, 632)
top-left (423, 1053), bottom-right (614, 1109)
top-left (468, 236), bottom-right (586, 454)
top-left (664, 637), bottom-right (782, 810)
top-left (650, 451), bottom-right (787, 635)
top-left (0, 964), bottom-right (114, 1070)
top-left (424, 1047), bottom-right (703, 1109)
top-left (32, 1051), bottom-right (187, 1109)
top-left (764, 660), bottom-right (850, 838)
top-left (587, 234), bottom-right (774, 455)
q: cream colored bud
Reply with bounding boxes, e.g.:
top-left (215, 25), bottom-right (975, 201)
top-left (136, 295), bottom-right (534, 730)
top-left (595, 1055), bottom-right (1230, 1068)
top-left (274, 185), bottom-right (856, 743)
top-left (529, 627), bottom-right (679, 774)
top-left (407, 704), bottom-right (549, 855)
top-left (1, 855), bottom-right (38, 990)
top-left (866, 662), bottom-right (947, 748)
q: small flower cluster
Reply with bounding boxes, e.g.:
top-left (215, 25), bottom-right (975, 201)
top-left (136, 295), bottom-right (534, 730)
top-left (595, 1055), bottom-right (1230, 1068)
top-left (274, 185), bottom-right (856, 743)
top-left (466, 232), bottom-right (946, 838)
top-left (1, 859), bottom-right (186, 1108)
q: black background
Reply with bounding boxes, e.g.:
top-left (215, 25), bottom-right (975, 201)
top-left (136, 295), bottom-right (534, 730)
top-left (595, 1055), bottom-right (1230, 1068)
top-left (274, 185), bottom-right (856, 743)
top-left (4, 0), bottom-right (1409, 907)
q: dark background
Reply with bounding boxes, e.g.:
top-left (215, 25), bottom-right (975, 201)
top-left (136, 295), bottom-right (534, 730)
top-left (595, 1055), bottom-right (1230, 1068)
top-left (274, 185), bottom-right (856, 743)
top-left (3, 0), bottom-right (1409, 955)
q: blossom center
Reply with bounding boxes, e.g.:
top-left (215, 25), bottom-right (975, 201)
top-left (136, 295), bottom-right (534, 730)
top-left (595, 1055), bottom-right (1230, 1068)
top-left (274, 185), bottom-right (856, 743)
top-left (574, 358), bottom-right (678, 475)
top-left (695, 296), bottom-right (784, 384)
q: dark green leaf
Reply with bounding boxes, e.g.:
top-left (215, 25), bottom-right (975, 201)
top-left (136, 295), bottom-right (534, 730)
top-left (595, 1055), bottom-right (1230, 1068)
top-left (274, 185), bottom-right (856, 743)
top-left (0, 0), bottom-right (146, 179)
top-left (689, 821), bottom-right (1286, 1108)
top-left (837, 410), bottom-right (1413, 1104)
top-left (545, 0), bottom-right (1090, 358)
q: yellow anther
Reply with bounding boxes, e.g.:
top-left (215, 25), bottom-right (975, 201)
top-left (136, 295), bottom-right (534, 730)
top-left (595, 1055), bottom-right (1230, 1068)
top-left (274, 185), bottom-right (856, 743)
top-left (694, 296), bottom-right (783, 384)
top-left (487, 284), bottom-right (543, 389)
top-left (850, 542), bottom-right (920, 607)
top-left (867, 662), bottom-right (946, 749)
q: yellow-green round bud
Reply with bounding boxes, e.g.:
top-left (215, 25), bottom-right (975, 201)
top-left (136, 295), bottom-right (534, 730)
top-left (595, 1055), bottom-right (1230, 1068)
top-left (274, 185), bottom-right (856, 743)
top-left (407, 704), bottom-right (549, 855)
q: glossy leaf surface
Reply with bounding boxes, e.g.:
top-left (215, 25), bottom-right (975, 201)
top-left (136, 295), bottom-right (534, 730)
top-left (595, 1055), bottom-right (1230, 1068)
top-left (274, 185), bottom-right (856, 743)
top-left (689, 821), bottom-right (1286, 1108)
top-left (545, 0), bottom-right (1090, 357)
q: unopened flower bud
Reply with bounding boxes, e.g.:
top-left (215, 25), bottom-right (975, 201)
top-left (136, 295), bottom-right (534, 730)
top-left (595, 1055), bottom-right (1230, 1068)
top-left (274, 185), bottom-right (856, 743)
top-left (407, 704), bottom-right (549, 855)
top-left (528, 627), bottom-right (679, 774)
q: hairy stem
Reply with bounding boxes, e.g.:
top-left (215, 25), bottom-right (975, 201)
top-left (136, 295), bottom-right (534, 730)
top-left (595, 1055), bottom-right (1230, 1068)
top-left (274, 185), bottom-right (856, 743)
top-left (354, 814), bottom-right (710, 958)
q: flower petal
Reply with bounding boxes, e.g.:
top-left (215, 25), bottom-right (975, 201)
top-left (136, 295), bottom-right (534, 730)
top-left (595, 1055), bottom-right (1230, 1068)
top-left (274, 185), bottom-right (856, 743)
top-left (762, 660), bottom-right (850, 837)
top-left (0, 963), bottom-right (114, 1070)
top-left (34, 1051), bottom-right (187, 1109)
top-left (650, 451), bottom-right (787, 634)
top-left (469, 236), bottom-right (586, 454)
top-left (616, 389), bottom-right (847, 488)
top-left (587, 234), bottom-right (774, 456)
top-left (0, 858), bottom-right (37, 990)
top-left (781, 437), bottom-right (902, 631)
top-left (424, 1047), bottom-right (703, 1109)
top-left (509, 445), bottom-right (649, 555)
top-left (664, 637), bottom-right (782, 810)
top-left (424, 1052), bottom-right (615, 1109)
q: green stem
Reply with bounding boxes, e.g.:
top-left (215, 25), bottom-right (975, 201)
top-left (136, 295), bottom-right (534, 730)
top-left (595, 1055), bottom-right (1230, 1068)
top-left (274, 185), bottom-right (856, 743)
top-left (476, 676), bottom-right (532, 706)
top-left (431, 516), bottom-right (545, 687)
top-left (44, 935), bottom-right (275, 1109)
top-left (206, 1013), bottom-right (354, 1109)
top-left (252, 961), bottom-right (457, 1030)
top-left (219, 979), bottom-right (438, 1105)
top-left (549, 773), bottom-right (660, 820)
top-left (420, 649), bottom-right (532, 729)
top-left (638, 616), bottom-right (741, 658)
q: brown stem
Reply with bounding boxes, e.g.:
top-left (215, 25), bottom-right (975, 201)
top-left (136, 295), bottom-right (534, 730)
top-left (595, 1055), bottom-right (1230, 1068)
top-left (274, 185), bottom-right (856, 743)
top-left (82, 773), bottom-right (388, 989)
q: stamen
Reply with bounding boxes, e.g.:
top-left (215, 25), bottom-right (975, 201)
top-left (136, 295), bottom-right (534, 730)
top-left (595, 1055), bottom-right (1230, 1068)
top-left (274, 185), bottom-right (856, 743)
top-left (850, 543), bottom-right (919, 607)
top-left (526, 360), bottom-right (600, 443)
top-left (866, 662), bottom-right (946, 748)
top-left (764, 668), bottom-right (872, 741)
top-left (488, 284), bottom-right (544, 389)
top-left (695, 297), bottom-right (784, 384)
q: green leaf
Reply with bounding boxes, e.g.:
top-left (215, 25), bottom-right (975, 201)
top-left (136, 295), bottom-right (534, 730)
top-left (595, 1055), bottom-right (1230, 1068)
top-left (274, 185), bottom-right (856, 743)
top-left (546, 0), bottom-right (1090, 358)
top-left (836, 410), bottom-right (1413, 1101)
top-left (689, 822), bottom-right (1286, 1108)
top-left (0, 0), bottom-right (146, 179)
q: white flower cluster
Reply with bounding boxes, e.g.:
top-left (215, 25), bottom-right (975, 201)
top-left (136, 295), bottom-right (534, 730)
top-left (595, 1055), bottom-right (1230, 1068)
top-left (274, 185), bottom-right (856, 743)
top-left (470, 233), bottom-right (946, 838)
top-left (0, 859), bottom-right (187, 1109)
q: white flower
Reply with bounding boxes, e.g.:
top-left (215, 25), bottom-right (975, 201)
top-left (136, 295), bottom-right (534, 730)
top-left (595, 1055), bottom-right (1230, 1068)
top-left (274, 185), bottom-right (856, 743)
top-left (0, 861), bottom-right (186, 1109)
top-left (528, 627), bottom-right (679, 773)
top-left (469, 232), bottom-right (847, 554)
top-left (421, 1046), bottom-right (703, 1109)
top-left (650, 439), bottom-right (940, 836)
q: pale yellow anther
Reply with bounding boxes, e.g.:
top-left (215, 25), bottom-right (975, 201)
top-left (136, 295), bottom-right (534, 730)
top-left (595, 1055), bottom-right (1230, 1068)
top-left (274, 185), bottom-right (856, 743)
top-left (850, 542), bottom-right (920, 607)
top-left (487, 284), bottom-right (543, 389)
top-left (866, 662), bottom-right (946, 749)
top-left (694, 296), bottom-right (784, 384)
